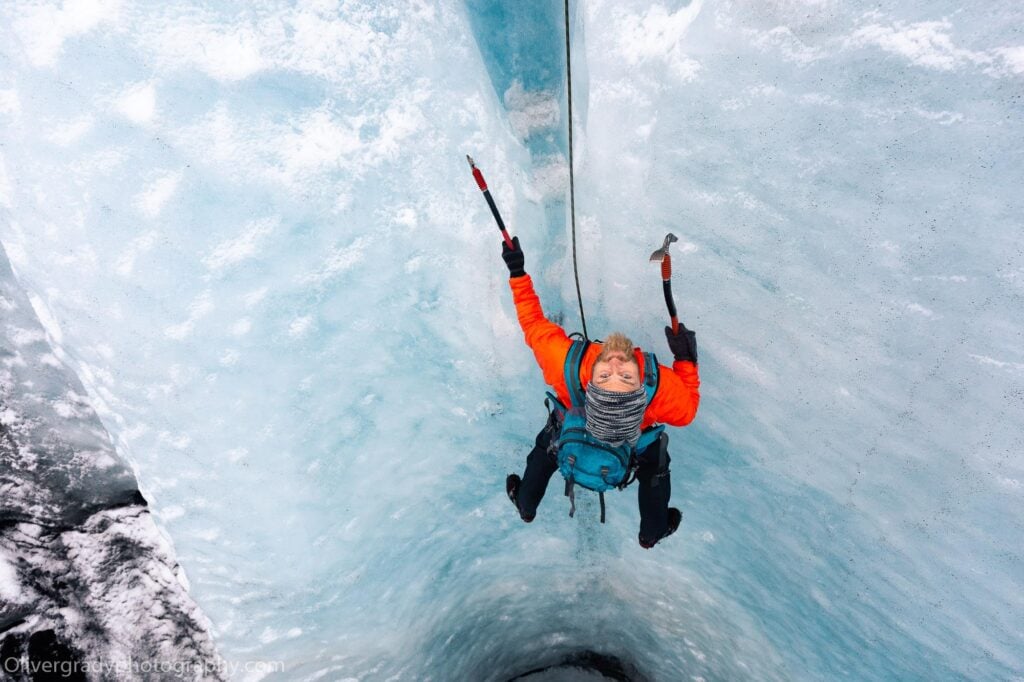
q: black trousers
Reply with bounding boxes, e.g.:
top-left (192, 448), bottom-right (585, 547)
top-left (515, 417), bottom-right (673, 543)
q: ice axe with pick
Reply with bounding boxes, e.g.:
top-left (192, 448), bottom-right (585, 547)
top-left (650, 233), bottom-right (680, 334)
top-left (466, 155), bottom-right (515, 250)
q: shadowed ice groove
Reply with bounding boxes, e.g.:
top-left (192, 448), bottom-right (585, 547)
top-left (465, 0), bottom-right (592, 326)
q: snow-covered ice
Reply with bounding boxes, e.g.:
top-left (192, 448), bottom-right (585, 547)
top-left (1, 0), bottom-right (1022, 680)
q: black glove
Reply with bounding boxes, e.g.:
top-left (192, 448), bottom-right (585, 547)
top-left (665, 324), bottom-right (697, 364)
top-left (501, 236), bottom-right (526, 278)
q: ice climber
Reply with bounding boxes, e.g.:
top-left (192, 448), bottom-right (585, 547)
top-left (500, 236), bottom-right (701, 548)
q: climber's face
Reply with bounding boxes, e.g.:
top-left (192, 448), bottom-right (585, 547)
top-left (592, 351), bottom-right (641, 393)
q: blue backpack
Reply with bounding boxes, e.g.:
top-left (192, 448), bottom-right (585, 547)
top-left (545, 339), bottom-right (666, 523)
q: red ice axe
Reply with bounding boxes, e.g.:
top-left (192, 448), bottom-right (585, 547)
top-left (649, 233), bottom-right (680, 334)
top-left (467, 155), bottom-right (515, 250)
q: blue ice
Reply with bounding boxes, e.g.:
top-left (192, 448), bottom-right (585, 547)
top-left (1, 0), bottom-right (1022, 679)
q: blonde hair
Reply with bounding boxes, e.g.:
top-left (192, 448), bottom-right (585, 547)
top-left (595, 332), bottom-right (637, 365)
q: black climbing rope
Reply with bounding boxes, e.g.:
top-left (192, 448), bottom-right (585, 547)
top-left (564, 0), bottom-right (588, 340)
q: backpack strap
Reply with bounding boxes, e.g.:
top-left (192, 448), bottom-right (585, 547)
top-left (632, 353), bottom-right (665, 481)
top-left (641, 351), bottom-right (660, 405)
top-left (563, 339), bottom-right (590, 408)
top-left (564, 477), bottom-right (576, 518)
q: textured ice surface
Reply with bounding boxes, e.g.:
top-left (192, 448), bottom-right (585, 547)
top-left (0, 243), bottom-right (221, 678)
top-left (1, 0), bottom-right (1023, 680)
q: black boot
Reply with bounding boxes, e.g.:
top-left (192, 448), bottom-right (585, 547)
top-left (506, 473), bottom-right (520, 505)
top-left (639, 508), bottom-right (682, 549)
top-left (664, 507), bottom-right (682, 538)
top-left (506, 473), bottom-right (535, 523)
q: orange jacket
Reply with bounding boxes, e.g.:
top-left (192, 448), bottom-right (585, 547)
top-left (510, 275), bottom-right (700, 429)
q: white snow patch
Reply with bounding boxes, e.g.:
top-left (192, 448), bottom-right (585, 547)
top-left (905, 302), bottom-right (935, 318)
top-left (116, 81), bottom-right (156, 123)
top-left (404, 256), bottom-right (423, 273)
top-left (231, 318), bottom-right (252, 336)
top-left (591, 80), bottom-right (651, 107)
top-left (194, 527), bottom-right (221, 542)
top-left (913, 108), bottom-right (964, 125)
top-left (8, 327), bottom-right (46, 346)
top-left (301, 237), bottom-right (370, 285)
top-left (288, 316), bottom-right (314, 338)
top-left (719, 347), bottom-right (773, 386)
top-left (692, 190), bottom-right (725, 205)
top-left (115, 230), bottom-right (161, 276)
top-left (244, 287), bottom-right (269, 307)
top-left (27, 293), bottom-right (65, 345)
top-left (219, 349), bottom-right (240, 366)
top-left (995, 46), bottom-right (1024, 74)
top-left (40, 353), bottom-right (63, 369)
top-left (160, 505), bottom-right (186, 521)
top-left (52, 400), bottom-right (80, 418)
top-left (48, 117), bottom-right (95, 146)
top-left (750, 84), bottom-right (782, 98)
top-left (968, 354), bottom-right (1024, 375)
top-left (92, 343), bottom-right (115, 360)
top-left (527, 159), bottom-right (569, 201)
top-left (847, 18), bottom-right (991, 72)
top-left (13, 0), bottom-right (124, 68)
top-left (394, 207), bottom-right (418, 229)
top-left (748, 26), bottom-right (824, 64)
top-left (151, 21), bottom-right (266, 81)
top-left (0, 155), bottom-right (11, 208)
top-left (800, 92), bottom-right (843, 108)
top-left (616, 2), bottom-right (704, 81)
top-left (259, 626), bottom-right (302, 644)
top-left (135, 173), bottom-right (181, 218)
top-left (165, 291), bottom-right (214, 340)
top-left (159, 431), bottom-right (192, 449)
top-left (277, 107), bottom-right (362, 181)
top-left (93, 452), bottom-right (118, 469)
top-left (0, 89), bottom-right (20, 115)
top-left (203, 218), bottom-right (277, 272)
top-left (0, 553), bottom-right (22, 602)
top-left (365, 101), bottom-right (426, 166)
top-left (227, 448), bottom-right (248, 463)
top-left (503, 81), bottom-right (560, 139)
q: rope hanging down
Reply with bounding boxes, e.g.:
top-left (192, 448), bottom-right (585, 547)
top-left (564, 0), bottom-right (588, 340)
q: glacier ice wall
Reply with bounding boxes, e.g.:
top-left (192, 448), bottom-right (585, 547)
top-left (0, 241), bottom-right (222, 679)
top-left (1, 0), bottom-right (1023, 680)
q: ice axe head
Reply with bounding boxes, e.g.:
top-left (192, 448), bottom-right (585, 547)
top-left (649, 233), bottom-right (678, 262)
top-left (650, 233), bottom-right (680, 333)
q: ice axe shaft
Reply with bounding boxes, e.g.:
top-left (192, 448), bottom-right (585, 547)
top-left (467, 155), bottom-right (515, 250)
top-left (649, 233), bottom-right (680, 334)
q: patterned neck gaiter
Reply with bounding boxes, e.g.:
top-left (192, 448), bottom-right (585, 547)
top-left (585, 383), bottom-right (646, 446)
